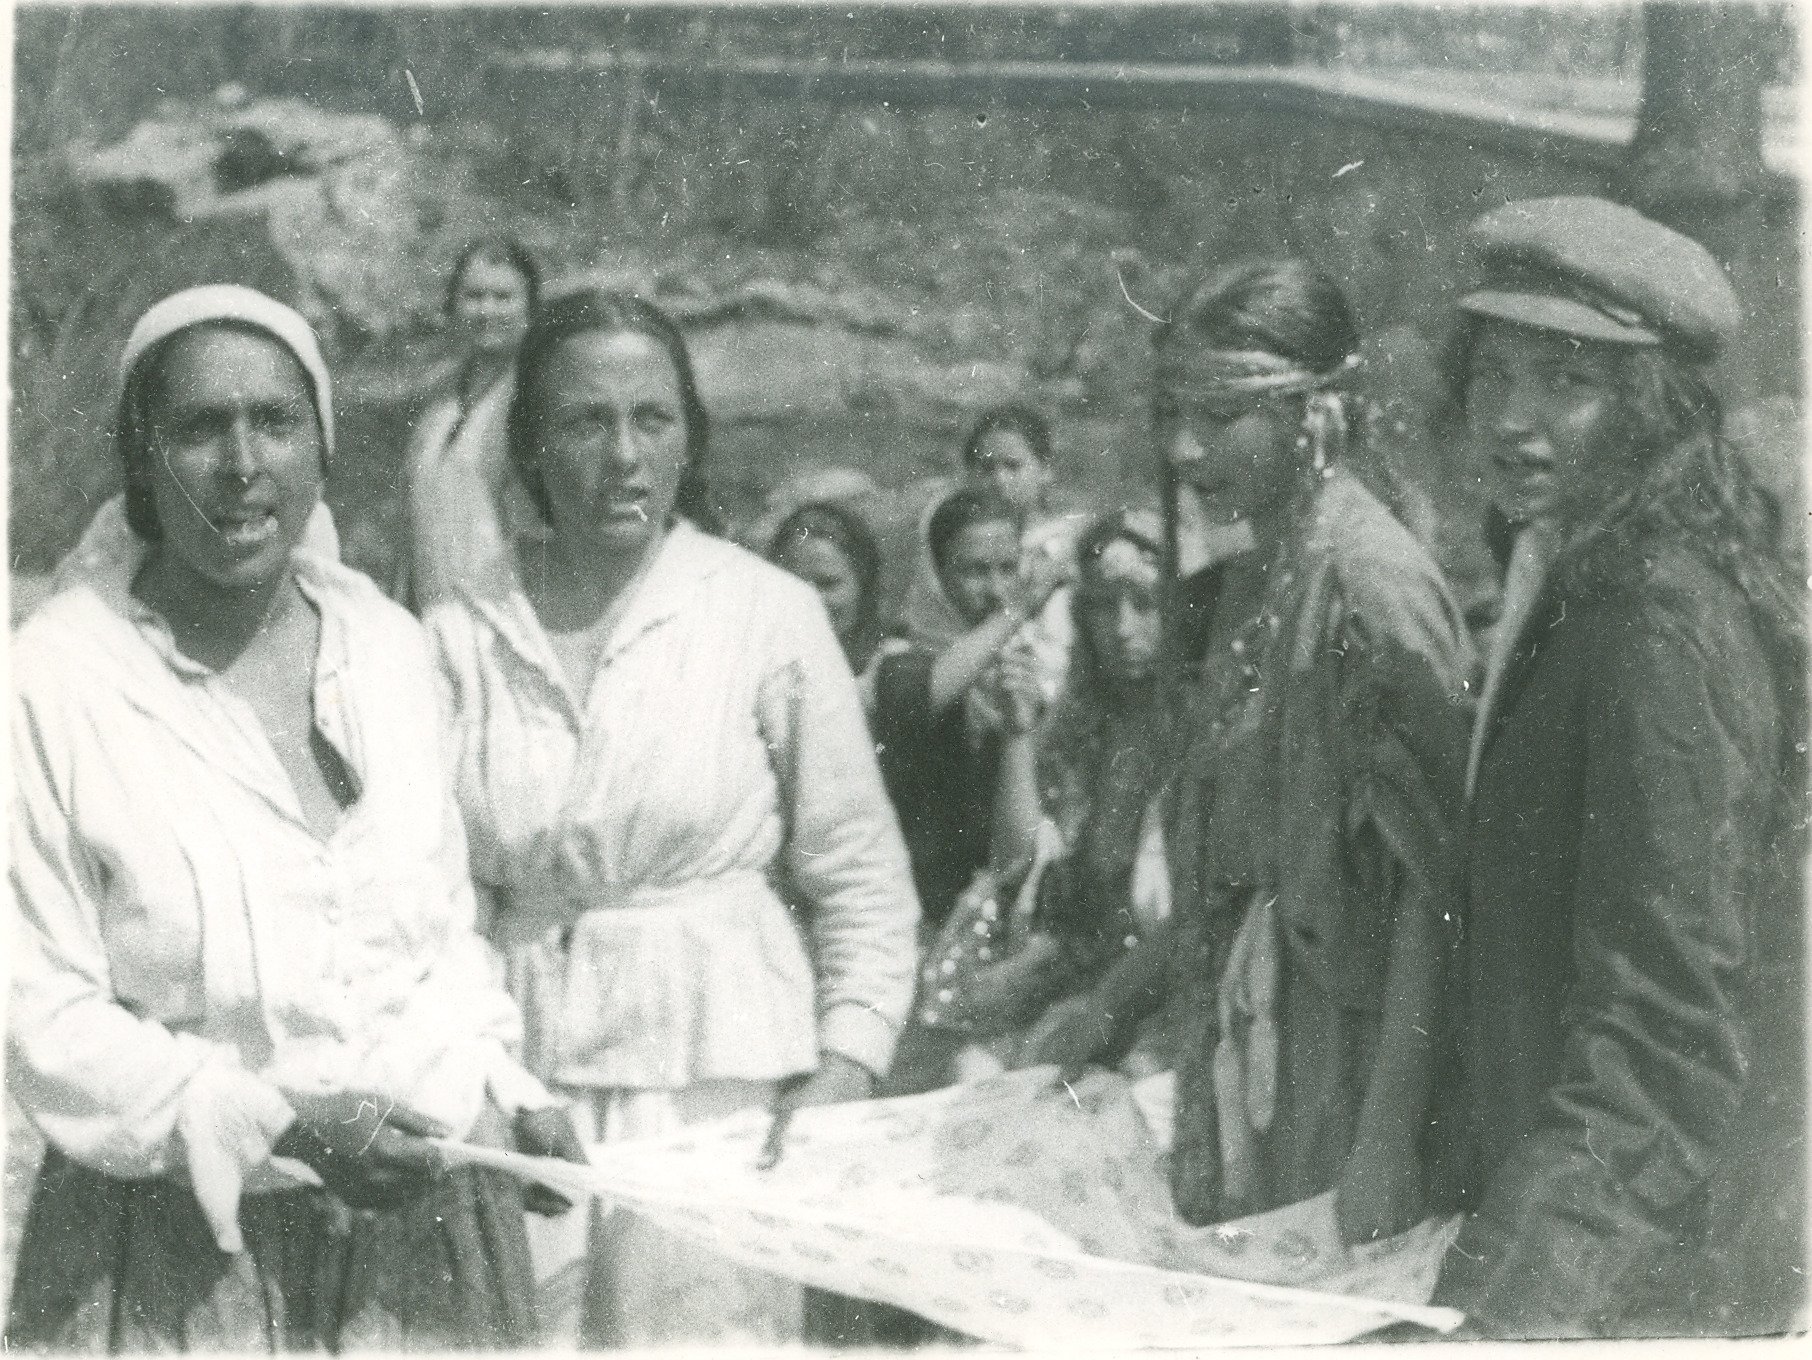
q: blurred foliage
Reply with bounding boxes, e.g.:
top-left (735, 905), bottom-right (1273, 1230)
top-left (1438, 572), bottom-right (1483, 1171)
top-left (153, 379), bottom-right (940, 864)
top-left (16, 4), bottom-right (1799, 155)
top-left (10, 4), bottom-right (1798, 589)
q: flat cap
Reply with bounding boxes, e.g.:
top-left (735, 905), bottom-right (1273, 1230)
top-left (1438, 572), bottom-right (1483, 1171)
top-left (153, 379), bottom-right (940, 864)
top-left (1459, 196), bottom-right (1741, 359)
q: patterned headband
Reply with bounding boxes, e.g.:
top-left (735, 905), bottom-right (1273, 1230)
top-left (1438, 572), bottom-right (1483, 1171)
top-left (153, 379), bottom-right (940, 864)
top-left (1165, 349), bottom-right (1361, 402)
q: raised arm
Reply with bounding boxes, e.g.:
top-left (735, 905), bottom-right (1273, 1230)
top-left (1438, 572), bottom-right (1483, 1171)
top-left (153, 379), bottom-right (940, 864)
top-left (988, 643), bottom-right (1050, 877)
top-left (927, 549), bottom-right (1067, 714)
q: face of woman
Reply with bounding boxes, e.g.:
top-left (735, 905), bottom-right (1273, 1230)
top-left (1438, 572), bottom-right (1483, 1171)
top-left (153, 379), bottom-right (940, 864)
top-left (1154, 343), bottom-right (1301, 526)
top-left (1078, 538), bottom-right (1163, 685)
top-left (938, 518), bottom-right (1020, 627)
top-left (967, 429), bottom-right (1052, 518)
top-left (452, 257), bottom-right (532, 359)
top-left (1462, 319), bottom-right (1632, 528)
top-left (536, 329), bottom-right (690, 558)
top-left (142, 327), bottom-right (324, 598)
top-left (778, 536), bottom-right (865, 642)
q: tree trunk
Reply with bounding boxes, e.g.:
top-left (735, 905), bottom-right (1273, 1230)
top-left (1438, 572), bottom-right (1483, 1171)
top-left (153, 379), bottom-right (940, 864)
top-left (1622, 2), bottom-right (1767, 265)
top-left (1622, 2), bottom-right (1773, 398)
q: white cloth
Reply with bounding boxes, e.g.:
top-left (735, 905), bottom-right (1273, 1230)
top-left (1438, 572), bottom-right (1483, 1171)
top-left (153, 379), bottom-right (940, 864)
top-left (426, 521), bottom-right (920, 1088)
top-left (118, 284), bottom-right (337, 462)
top-left (438, 1067), bottom-right (1466, 1348)
top-left (9, 538), bottom-right (550, 1252)
top-left (529, 1079), bottom-right (800, 1347)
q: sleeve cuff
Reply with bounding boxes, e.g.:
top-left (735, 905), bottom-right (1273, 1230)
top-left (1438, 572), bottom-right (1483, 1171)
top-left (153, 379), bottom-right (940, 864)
top-left (819, 1001), bottom-right (901, 1080)
top-left (483, 1039), bottom-right (560, 1116)
top-left (175, 1062), bottom-right (297, 1255)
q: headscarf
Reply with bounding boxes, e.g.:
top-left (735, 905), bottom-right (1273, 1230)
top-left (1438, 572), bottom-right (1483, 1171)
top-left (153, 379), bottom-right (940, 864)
top-left (118, 284), bottom-right (335, 463)
top-left (899, 481), bottom-right (973, 654)
top-left (51, 287), bottom-right (340, 594)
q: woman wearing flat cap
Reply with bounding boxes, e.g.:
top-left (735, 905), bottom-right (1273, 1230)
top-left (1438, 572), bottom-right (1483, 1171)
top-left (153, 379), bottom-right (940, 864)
top-left (7, 284), bottom-right (585, 1351)
top-left (1431, 196), bottom-right (1806, 1337)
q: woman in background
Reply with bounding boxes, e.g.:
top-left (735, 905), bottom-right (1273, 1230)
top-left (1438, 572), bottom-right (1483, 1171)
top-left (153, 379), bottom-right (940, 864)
top-left (767, 498), bottom-right (888, 682)
top-left (963, 403), bottom-right (1086, 564)
top-left (985, 510), bottom-right (1185, 1072)
top-left (904, 509), bottom-right (1184, 1088)
top-left (870, 488), bottom-right (1064, 936)
top-left (901, 404), bottom-right (1079, 699)
top-left (401, 235), bottom-right (539, 609)
top-left (427, 289), bottom-right (918, 1347)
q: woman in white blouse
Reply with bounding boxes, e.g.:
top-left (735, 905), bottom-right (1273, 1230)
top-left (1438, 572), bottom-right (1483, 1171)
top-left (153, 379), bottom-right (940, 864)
top-left (426, 289), bottom-right (921, 1346)
top-left (8, 285), bottom-right (583, 1350)
top-left (398, 236), bottom-right (539, 611)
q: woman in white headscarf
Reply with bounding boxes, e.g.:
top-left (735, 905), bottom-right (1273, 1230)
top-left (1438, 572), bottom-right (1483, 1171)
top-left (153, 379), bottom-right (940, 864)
top-left (898, 404), bottom-right (1080, 699)
top-left (8, 285), bottom-right (583, 1352)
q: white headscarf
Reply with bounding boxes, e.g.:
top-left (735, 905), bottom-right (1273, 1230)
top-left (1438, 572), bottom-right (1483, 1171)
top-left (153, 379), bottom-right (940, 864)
top-left (118, 284), bottom-right (336, 462)
top-left (50, 287), bottom-right (341, 596)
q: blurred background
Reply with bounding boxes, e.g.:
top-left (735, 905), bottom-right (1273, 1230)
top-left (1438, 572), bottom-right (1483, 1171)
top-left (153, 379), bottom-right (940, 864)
top-left (4, 0), bottom-right (1804, 1312)
top-left (9, 2), bottom-right (1800, 619)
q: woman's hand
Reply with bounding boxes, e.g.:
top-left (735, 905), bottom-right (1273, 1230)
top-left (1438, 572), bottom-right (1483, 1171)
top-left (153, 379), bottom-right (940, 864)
top-left (1015, 992), bottom-right (1115, 1075)
top-left (512, 1106), bottom-right (589, 1217)
top-left (273, 1089), bottom-right (447, 1212)
top-left (940, 931), bottom-right (1065, 1034)
top-left (1334, 1139), bottom-right (1425, 1247)
top-left (758, 1053), bottom-right (875, 1169)
top-left (996, 644), bottom-right (1049, 736)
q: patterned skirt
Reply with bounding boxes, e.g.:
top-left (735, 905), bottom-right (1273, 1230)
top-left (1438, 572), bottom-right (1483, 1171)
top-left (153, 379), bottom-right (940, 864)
top-left (6, 1145), bottom-right (537, 1353)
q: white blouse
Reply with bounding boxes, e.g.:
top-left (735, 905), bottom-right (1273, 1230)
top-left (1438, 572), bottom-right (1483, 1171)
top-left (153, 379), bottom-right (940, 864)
top-left (427, 522), bottom-right (920, 1091)
top-left (405, 379), bottom-right (518, 610)
top-left (9, 543), bottom-right (547, 1251)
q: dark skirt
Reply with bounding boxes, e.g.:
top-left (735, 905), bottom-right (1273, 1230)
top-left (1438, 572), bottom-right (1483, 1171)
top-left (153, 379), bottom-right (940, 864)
top-left (6, 1146), bottom-right (538, 1353)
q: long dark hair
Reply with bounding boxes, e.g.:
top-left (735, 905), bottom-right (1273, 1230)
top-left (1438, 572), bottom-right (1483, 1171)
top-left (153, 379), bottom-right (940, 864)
top-left (768, 499), bottom-right (884, 661)
top-left (1446, 314), bottom-right (1806, 792)
top-left (507, 288), bottom-right (719, 533)
top-left (1068, 509), bottom-right (1164, 690)
top-left (1043, 510), bottom-right (1179, 920)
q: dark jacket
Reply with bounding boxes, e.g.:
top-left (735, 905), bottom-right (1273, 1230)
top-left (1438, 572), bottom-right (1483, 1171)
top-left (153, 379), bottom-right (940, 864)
top-left (1167, 470), bottom-right (1474, 1222)
top-left (1436, 529), bottom-right (1803, 1338)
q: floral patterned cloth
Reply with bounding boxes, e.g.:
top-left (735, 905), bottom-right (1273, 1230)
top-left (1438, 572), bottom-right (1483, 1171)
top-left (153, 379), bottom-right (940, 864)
top-left (440, 1066), bottom-right (1464, 1348)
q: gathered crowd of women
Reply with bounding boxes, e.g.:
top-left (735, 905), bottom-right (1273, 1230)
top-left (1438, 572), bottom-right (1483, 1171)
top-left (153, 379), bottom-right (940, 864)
top-left (7, 193), bottom-right (1806, 1350)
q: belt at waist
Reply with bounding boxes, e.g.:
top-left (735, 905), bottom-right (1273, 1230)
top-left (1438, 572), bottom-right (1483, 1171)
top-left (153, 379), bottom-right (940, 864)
top-left (490, 869), bottom-right (772, 949)
top-left (499, 871), bottom-right (820, 1089)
